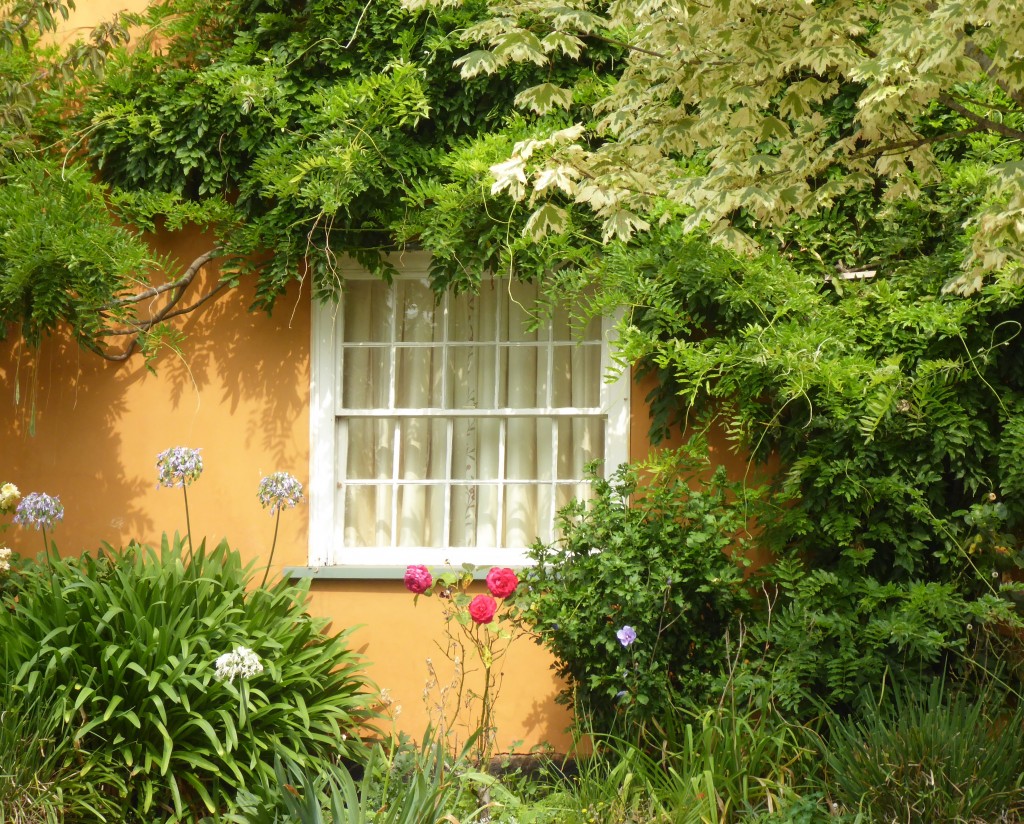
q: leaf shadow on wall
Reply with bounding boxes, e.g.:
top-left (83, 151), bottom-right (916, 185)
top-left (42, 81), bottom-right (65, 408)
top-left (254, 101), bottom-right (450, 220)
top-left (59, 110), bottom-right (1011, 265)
top-left (0, 332), bottom-right (155, 554)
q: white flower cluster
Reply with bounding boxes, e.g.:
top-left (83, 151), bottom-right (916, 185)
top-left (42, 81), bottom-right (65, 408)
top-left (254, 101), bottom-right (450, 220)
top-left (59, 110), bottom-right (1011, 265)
top-left (0, 483), bottom-right (19, 515)
top-left (0, 546), bottom-right (11, 573)
top-left (214, 645), bottom-right (264, 683)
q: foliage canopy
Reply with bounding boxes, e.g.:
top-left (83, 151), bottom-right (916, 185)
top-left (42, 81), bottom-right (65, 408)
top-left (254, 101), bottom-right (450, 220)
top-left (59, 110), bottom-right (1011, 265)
top-left (418, 0), bottom-right (1024, 295)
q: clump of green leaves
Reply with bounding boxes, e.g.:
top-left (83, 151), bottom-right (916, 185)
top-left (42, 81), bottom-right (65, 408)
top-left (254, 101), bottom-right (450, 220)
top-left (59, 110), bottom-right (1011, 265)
top-left (0, 680), bottom-right (124, 823)
top-left (0, 535), bottom-right (373, 821)
top-left (518, 449), bottom-right (757, 735)
top-left (824, 680), bottom-right (1024, 822)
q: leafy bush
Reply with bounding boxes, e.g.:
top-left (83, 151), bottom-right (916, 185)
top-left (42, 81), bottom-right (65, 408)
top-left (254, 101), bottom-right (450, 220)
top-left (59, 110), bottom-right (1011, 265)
top-left (518, 450), bottom-right (756, 734)
top-left (0, 535), bottom-right (373, 822)
top-left (824, 680), bottom-right (1024, 822)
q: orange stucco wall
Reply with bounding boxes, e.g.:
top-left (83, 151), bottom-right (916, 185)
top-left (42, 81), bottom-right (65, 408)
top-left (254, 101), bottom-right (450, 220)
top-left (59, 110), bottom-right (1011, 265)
top-left (0, 222), bottom-right (579, 751)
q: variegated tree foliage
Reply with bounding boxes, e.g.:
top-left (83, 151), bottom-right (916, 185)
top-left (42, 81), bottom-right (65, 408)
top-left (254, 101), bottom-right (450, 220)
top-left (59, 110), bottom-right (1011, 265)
top-left (404, 0), bottom-right (1024, 293)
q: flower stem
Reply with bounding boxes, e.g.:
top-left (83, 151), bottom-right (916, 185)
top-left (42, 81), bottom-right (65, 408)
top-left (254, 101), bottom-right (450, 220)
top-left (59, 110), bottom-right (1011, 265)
top-left (260, 509), bottom-right (281, 588)
top-left (41, 526), bottom-right (49, 558)
top-left (182, 485), bottom-right (194, 562)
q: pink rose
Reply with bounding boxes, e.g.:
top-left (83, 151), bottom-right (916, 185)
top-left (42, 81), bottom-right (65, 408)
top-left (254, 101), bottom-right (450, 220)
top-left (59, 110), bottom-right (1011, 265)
top-left (468, 594), bottom-right (498, 624)
top-left (485, 567), bottom-right (519, 599)
top-left (404, 564), bottom-right (432, 595)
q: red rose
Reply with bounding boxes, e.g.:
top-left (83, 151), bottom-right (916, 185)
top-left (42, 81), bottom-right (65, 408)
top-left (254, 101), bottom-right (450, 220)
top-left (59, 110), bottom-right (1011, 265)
top-left (468, 594), bottom-right (498, 624)
top-left (404, 564), bottom-right (432, 595)
top-left (485, 567), bottom-right (519, 599)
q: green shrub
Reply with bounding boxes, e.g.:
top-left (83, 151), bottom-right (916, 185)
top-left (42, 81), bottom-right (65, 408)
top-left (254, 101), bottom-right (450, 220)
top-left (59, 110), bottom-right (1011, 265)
top-left (0, 535), bottom-right (373, 822)
top-left (518, 450), bottom-right (756, 735)
top-left (824, 680), bottom-right (1024, 822)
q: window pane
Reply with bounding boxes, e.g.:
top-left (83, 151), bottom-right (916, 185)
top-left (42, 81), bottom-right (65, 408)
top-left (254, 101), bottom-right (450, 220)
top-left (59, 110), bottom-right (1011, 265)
top-left (397, 485), bottom-right (445, 548)
top-left (399, 418), bottom-right (449, 481)
top-left (343, 484), bottom-right (391, 547)
top-left (450, 484), bottom-right (499, 548)
top-left (344, 281), bottom-right (392, 343)
top-left (396, 279), bottom-right (438, 342)
top-left (551, 344), bottom-right (600, 408)
top-left (345, 419), bottom-right (394, 480)
top-left (499, 345), bottom-right (544, 408)
top-left (449, 289), bottom-right (498, 343)
top-left (395, 347), bottom-right (444, 408)
top-left (452, 418), bottom-right (502, 481)
top-left (556, 417), bottom-right (605, 479)
top-left (505, 484), bottom-right (539, 548)
top-left (551, 302), bottom-right (602, 342)
top-left (341, 346), bottom-right (389, 409)
top-left (500, 280), bottom-right (541, 343)
top-left (506, 418), bottom-right (542, 480)
top-left (448, 346), bottom-right (499, 408)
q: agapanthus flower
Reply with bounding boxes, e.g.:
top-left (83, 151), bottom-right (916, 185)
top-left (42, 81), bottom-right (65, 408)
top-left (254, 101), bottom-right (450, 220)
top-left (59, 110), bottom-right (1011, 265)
top-left (0, 546), bottom-right (11, 573)
top-left (14, 492), bottom-right (64, 531)
top-left (616, 625), bottom-right (637, 647)
top-left (0, 483), bottom-right (20, 514)
top-left (258, 472), bottom-right (305, 514)
top-left (214, 646), bottom-right (264, 683)
top-left (156, 447), bottom-right (203, 488)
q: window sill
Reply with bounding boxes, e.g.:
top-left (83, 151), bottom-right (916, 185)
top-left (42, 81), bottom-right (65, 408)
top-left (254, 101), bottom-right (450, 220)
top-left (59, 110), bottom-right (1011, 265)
top-left (284, 565), bottom-right (514, 581)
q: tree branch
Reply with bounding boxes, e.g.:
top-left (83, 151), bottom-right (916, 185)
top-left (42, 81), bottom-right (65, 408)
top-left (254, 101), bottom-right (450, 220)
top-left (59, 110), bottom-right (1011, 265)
top-left (92, 248), bottom-right (229, 361)
top-left (939, 94), bottom-right (1024, 141)
top-left (848, 125), bottom-right (983, 161)
top-left (102, 248), bottom-right (217, 309)
top-left (963, 39), bottom-right (1024, 110)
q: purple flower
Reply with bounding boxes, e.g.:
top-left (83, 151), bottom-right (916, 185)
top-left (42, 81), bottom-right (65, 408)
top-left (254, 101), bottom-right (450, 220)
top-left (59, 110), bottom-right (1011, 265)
top-left (258, 472), bottom-right (305, 514)
top-left (616, 625), bottom-right (637, 647)
top-left (156, 447), bottom-right (203, 488)
top-left (14, 492), bottom-right (64, 531)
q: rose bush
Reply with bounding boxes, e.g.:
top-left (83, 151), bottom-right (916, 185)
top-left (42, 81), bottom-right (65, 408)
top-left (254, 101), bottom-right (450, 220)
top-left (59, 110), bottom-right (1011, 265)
top-left (404, 563), bottom-right (524, 762)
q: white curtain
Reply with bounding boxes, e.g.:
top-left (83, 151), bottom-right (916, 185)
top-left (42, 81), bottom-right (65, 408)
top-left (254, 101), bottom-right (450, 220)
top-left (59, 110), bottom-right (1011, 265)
top-left (339, 277), bottom-right (604, 549)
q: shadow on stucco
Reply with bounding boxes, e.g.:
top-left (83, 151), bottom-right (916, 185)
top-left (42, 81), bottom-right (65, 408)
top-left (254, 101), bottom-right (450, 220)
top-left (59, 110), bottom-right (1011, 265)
top-left (0, 332), bottom-right (154, 554)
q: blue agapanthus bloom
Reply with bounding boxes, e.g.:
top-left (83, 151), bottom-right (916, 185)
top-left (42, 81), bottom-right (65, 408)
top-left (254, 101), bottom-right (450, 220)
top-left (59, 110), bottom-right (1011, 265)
top-left (14, 492), bottom-right (64, 531)
top-left (258, 472), bottom-right (305, 515)
top-left (156, 447), bottom-right (203, 488)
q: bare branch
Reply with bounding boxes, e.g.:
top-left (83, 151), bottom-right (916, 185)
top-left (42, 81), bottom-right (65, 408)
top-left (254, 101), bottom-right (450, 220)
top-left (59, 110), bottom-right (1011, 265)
top-left (102, 249), bottom-right (217, 309)
top-left (963, 40), bottom-right (1024, 110)
top-left (848, 125), bottom-right (982, 161)
top-left (939, 94), bottom-right (1024, 141)
top-left (92, 248), bottom-right (230, 361)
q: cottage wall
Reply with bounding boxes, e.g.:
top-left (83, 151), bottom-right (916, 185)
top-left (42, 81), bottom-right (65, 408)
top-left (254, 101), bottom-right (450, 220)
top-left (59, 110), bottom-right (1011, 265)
top-left (0, 226), bottom-right (578, 750)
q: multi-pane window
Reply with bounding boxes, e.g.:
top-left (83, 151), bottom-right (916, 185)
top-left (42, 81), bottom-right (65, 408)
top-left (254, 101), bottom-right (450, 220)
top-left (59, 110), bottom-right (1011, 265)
top-left (309, 254), bottom-right (629, 568)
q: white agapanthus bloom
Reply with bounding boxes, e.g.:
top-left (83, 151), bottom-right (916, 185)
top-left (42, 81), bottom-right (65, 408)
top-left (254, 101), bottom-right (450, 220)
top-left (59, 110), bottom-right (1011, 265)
top-left (214, 646), bottom-right (264, 682)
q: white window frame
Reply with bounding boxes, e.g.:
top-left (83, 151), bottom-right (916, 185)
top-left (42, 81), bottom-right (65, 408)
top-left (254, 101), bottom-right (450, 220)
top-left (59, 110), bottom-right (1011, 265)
top-left (308, 251), bottom-right (629, 569)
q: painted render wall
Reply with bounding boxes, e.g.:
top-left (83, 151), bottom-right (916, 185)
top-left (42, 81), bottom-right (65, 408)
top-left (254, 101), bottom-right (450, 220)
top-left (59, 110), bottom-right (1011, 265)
top-left (0, 225), bottom-right (582, 751)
